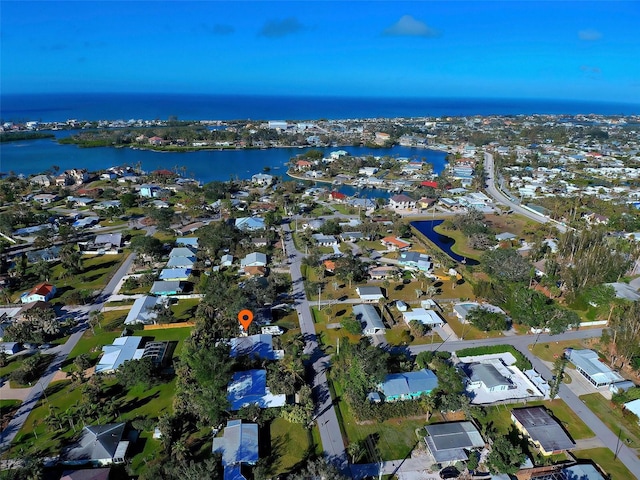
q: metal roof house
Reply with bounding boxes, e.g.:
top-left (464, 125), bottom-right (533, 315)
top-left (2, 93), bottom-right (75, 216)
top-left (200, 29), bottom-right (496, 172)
top-left (624, 398), bottom-right (640, 424)
top-left (213, 420), bottom-right (259, 480)
top-left (235, 217), bottom-right (266, 231)
top-left (124, 296), bottom-right (166, 325)
top-left (240, 252), bottom-right (268, 268)
top-left (566, 349), bottom-right (624, 388)
top-left (96, 337), bottom-right (145, 374)
top-left (230, 334), bottom-right (284, 360)
top-left (353, 304), bottom-right (385, 336)
top-left (166, 256), bottom-right (195, 268)
top-left (169, 246), bottom-right (197, 258)
top-left (402, 308), bottom-right (444, 327)
top-left (176, 237), bottom-right (199, 248)
top-left (227, 369), bottom-right (286, 410)
top-left (379, 369), bottom-right (438, 401)
top-left (159, 268), bottom-right (191, 281)
top-left (464, 363), bottom-right (513, 393)
top-left (423, 422), bottom-right (485, 464)
top-left (61, 423), bottom-right (129, 466)
top-left (511, 407), bottom-right (575, 456)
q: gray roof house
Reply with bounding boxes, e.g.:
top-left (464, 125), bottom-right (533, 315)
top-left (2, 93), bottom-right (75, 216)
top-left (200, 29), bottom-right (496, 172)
top-left (150, 280), bottom-right (183, 296)
top-left (61, 423), bottom-right (129, 466)
top-left (423, 422), bottom-right (485, 464)
top-left (402, 308), bottom-right (444, 327)
top-left (355, 286), bottom-right (384, 302)
top-left (398, 251), bottom-right (432, 271)
top-left (464, 363), bottom-right (513, 392)
top-left (511, 407), bottom-right (576, 455)
top-left (169, 246), bottom-right (197, 258)
top-left (352, 304), bottom-right (385, 336)
top-left (230, 334), bottom-right (284, 360)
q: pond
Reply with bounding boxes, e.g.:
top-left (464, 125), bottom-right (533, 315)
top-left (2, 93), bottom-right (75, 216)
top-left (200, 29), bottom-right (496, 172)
top-left (411, 220), bottom-right (480, 265)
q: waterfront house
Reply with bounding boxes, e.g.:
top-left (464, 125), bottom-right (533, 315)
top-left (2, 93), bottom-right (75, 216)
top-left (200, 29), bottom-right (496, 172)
top-left (353, 304), bottom-right (385, 335)
top-left (251, 173), bottom-right (273, 186)
top-left (329, 191), bottom-right (347, 202)
top-left (20, 283), bottom-right (56, 303)
top-left (29, 174), bottom-right (53, 187)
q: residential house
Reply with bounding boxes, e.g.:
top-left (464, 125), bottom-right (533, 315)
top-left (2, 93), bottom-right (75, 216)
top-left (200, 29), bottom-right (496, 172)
top-left (30, 174), bottom-right (53, 187)
top-left (176, 237), bottom-right (199, 248)
top-left (20, 283), bottom-right (56, 303)
top-left (33, 193), bottom-right (59, 204)
top-left (378, 369), bottom-right (438, 401)
top-left (584, 212), bottom-right (609, 226)
top-left (368, 265), bottom-right (398, 280)
top-left (244, 266), bottom-right (267, 277)
top-left (463, 362), bottom-right (513, 393)
top-left (380, 236), bottom-right (411, 251)
top-left (352, 304), bottom-right (385, 336)
top-left (623, 399), bottom-right (640, 425)
top-left (495, 232), bottom-right (517, 242)
top-left (398, 251), bottom-right (432, 271)
top-left (423, 422), bottom-right (485, 464)
top-left (389, 194), bottom-right (416, 210)
top-left (59, 468), bottom-right (112, 480)
top-left (227, 369), bottom-right (287, 410)
top-left (73, 216), bottom-right (100, 229)
top-left (150, 281), bottom-right (183, 296)
top-left (453, 302), bottom-right (507, 324)
top-left (402, 309), bottom-right (444, 328)
top-left (358, 167), bottom-right (378, 176)
top-left (311, 234), bottom-right (338, 246)
top-left (329, 191), bottom-right (347, 202)
top-left (212, 420), bottom-right (259, 480)
top-left (14, 224), bottom-right (52, 237)
top-left (166, 255), bottom-right (195, 269)
top-left (240, 253), bottom-right (268, 269)
top-left (221, 254), bottom-right (234, 267)
top-left (251, 173), bottom-right (273, 186)
top-left (417, 197), bottom-right (437, 209)
top-left (124, 296), bottom-right (166, 325)
top-left (566, 349), bottom-right (625, 388)
top-left (96, 336), bottom-right (145, 374)
top-left (230, 334), bottom-right (284, 360)
top-left (355, 286), bottom-right (384, 302)
top-left (340, 231), bottom-right (365, 242)
top-left (235, 217), bottom-right (266, 231)
top-left (0, 342), bottom-right (21, 355)
top-left (139, 184), bottom-right (161, 198)
top-left (67, 196), bottom-right (94, 207)
top-left (79, 233), bottom-right (123, 255)
top-left (26, 246), bottom-right (61, 264)
top-left (159, 268), bottom-right (191, 282)
top-left (93, 200), bottom-right (121, 210)
top-left (61, 423), bottom-right (129, 466)
top-left (511, 407), bottom-right (576, 455)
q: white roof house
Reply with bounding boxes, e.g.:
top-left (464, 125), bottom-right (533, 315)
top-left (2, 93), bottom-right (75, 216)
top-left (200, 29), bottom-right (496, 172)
top-left (241, 252), bottom-right (267, 268)
top-left (355, 286), bottom-right (384, 302)
top-left (96, 337), bottom-right (145, 374)
top-left (566, 349), bottom-right (624, 388)
top-left (624, 398), bottom-right (640, 424)
top-left (124, 296), bottom-right (166, 325)
top-left (402, 308), bottom-right (444, 327)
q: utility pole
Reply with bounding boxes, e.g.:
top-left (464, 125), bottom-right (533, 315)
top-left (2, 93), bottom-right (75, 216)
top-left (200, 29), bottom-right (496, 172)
top-left (318, 285), bottom-right (322, 311)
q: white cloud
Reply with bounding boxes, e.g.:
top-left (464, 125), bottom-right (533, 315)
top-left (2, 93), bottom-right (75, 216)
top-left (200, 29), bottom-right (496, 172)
top-left (578, 29), bottom-right (602, 41)
top-left (383, 15), bottom-right (440, 38)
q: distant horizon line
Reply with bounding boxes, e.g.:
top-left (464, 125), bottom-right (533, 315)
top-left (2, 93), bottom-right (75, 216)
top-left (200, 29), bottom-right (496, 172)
top-left (2, 91), bottom-right (639, 107)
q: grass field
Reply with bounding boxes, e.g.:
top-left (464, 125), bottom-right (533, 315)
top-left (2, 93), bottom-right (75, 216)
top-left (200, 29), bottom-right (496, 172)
top-left (331, 381), bottom-right (427, 461)
top-left (580, 393), bottom-right (640, 449)
top-left (270, 417), bottom-right (314, 474)
top-left (573, 448), bottom-right (635, 480)
top-left (530, 339), bottom-right (598, 363)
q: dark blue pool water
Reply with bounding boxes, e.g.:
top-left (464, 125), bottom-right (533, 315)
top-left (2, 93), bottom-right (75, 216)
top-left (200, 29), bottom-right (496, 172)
top-left (411, 220), bottom-right (480, 265)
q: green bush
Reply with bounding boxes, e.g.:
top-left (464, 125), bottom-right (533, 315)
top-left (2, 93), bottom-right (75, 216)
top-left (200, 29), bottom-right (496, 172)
top-left (455, 345), bottom-right (532, 371)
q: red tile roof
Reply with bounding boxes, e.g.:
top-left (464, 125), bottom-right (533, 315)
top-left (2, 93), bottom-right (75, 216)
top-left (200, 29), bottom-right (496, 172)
top-left (30, 283), bottom-right (54, 296)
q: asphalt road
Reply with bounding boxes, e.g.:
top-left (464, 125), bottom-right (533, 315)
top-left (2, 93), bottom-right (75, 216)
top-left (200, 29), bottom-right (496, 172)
top-left (282, 223), bottom-right (349, 469)
top-left (0, 251), bottom-right (138, 452)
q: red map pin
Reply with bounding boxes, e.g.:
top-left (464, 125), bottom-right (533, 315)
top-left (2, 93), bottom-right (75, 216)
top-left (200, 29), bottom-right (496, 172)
top-left (238, 309), bottom-right (254, 331)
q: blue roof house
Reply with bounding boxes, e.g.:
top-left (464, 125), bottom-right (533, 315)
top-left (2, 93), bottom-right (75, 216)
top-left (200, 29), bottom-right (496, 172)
top-left (159, 268), bottom-right (191, 281)
top-left (235, 217), bottom-right (266, 231)
top-left (212, 420), bottom-right (259, 480)
top-left (230, 334), bottom-right (284, 360)
top-left (379, 369), bottom-right (438, 401)
top-left (227, 369), bottom-right (286, 410)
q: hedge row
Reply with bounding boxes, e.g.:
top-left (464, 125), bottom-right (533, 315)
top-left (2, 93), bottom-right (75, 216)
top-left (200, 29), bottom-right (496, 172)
top-left (455, 345), bottom-right (532, 371)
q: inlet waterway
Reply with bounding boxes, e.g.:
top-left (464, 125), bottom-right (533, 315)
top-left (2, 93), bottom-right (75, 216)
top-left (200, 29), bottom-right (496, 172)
top-left (0, 131), bottom-right (448, 187)
top-left (411, 219), bottom-right (480, 265)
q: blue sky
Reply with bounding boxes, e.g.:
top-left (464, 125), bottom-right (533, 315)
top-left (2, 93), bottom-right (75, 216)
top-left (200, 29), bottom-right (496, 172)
top-left (1, 1), bottom-right (638, 102)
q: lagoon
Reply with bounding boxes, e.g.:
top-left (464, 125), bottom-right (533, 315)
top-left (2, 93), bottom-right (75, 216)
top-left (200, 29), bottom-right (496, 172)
top-left (0, 133), bottom-right (447, 186)
top-left (411, 219), bottom-right (480, 265)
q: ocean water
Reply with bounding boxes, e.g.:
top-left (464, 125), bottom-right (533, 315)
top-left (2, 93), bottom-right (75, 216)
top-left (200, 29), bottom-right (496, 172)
top-left (2, 93), bottom-right (639, 123)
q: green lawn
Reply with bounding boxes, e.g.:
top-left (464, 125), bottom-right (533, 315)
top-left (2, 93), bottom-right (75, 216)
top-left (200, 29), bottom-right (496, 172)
top-left (573, 448), bottom-right (634, 480)
top-left (332, 381), bottom-right (427, 461)
top-left (530, 339), bottom-right (594, 363)
top-left (581, 393), bottom-right (640, 449)
top-left (171, 298), bottom-right (200, 321)
top-left (270, 417), bottom-right (313, 474)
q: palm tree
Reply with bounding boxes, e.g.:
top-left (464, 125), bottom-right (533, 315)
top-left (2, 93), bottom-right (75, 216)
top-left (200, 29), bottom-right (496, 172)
top-left (88, 310), bottom-right (103, 334)
top-left (347, 441), bottom-right (365, 464)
